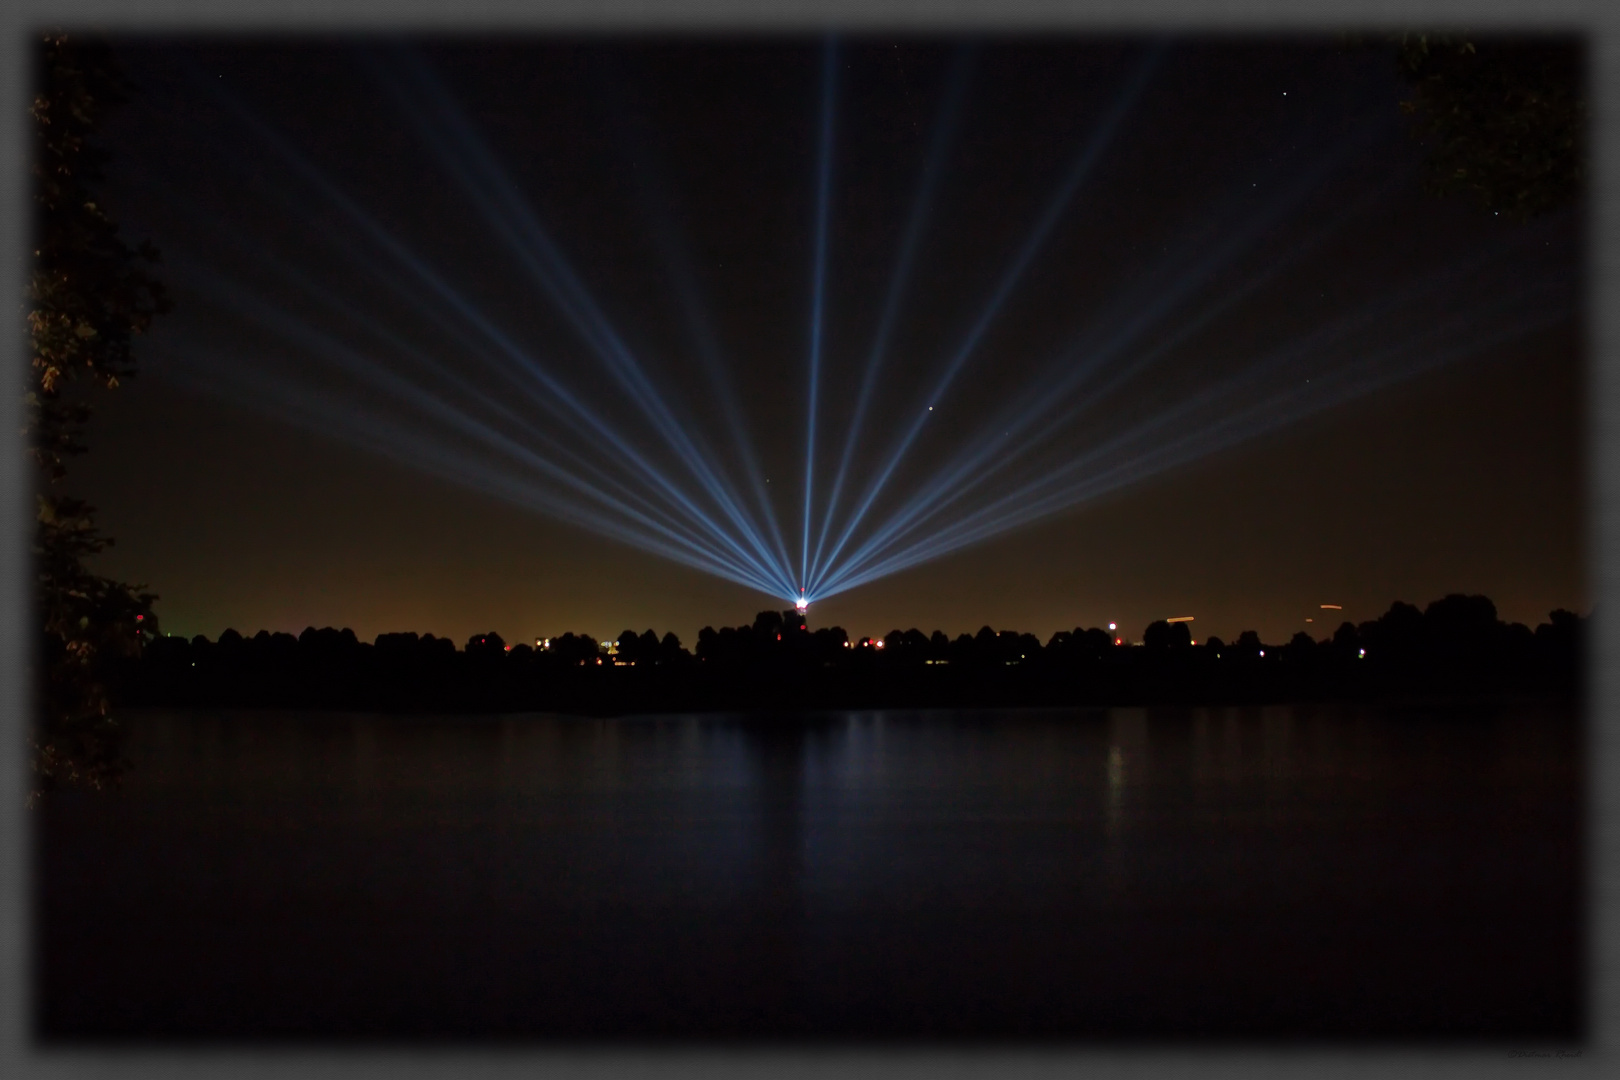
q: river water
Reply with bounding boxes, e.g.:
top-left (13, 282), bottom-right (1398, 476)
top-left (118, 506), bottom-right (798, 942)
top-left (36, 702), bottom-right (1581, 1041)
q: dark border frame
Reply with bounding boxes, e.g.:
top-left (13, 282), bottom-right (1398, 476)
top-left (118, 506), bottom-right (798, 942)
top-left (3, 2), bottom-right (1610, 1077)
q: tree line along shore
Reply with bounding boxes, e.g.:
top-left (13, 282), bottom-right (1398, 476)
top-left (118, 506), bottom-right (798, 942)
top-left (113, 593), bottom-right (1583, 714)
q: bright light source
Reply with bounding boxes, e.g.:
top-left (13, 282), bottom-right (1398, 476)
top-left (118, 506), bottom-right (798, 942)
top-left (198, 47), bottom-right (1553, 626)
top-left (1167, 616), bottom-right (1194, 623)
top-left (1359, 648), bottom-right (1366, 657)
top-left (875, 639), bottom-right (885, 649)
top-left (1258, 650), bottom-right (1265, 657)
top-left (1321, 604), bottom-right (1342, 610)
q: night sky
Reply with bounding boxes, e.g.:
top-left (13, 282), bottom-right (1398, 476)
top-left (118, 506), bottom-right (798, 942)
top-left (69, 35), bottom-right (1583, 648)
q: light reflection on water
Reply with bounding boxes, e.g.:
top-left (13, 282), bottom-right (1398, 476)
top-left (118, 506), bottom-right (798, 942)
top-left (116, 703), bottom-right (1579, 914)
top-left (40, 702), bottom-right (1580, 1040)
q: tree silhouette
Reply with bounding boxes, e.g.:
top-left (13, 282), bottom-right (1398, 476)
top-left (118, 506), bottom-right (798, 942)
top-left (658, 631), bottom-right (684, 664)
top-left (1359, 601), bottom-right (1424, 659)
top-left (1233, 631), bottom-right (1263, 659)
top-left (467, 631), bottom-right (508, 658)
top-left (111, 591), bottom-right (1583, 714)
top-left (28, 34), bottom-right (170, 805)
top-left (1143, 620), bottom-right (1191, 649)
top-left (753, 610), bottom-right (784, 640)
top-left (1393, 33), bottom-right (1583, 219)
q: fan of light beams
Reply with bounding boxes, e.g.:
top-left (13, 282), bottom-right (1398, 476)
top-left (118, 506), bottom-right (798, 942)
top-left (137, 38), bottom-right (1575, 608)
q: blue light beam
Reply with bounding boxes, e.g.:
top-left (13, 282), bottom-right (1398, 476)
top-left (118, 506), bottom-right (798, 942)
top-left (811, 41), bottom-right (1168, 590)
top-left (820, 283), bottom-right (1572, 597)
top-left (808, 43), bottom-right (973, 588)
top-left (208, 77), bottom-right (800, 598)
top-left (802, 35), bottom-right (839, 592)
top-left (598, 59), bottom-right (799, 586)
top-left (153, 217), bottom-right (782, 580)
top-left (812, 131), bottom-right (1406, 593)
top-left (371, 48), bottom-right (798, 598)
top-left (168, 257), bottom-right (789, 591)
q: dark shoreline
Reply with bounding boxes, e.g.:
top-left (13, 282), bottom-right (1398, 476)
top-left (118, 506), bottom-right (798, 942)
top-left (112, 593), bottom-right (1582, 717)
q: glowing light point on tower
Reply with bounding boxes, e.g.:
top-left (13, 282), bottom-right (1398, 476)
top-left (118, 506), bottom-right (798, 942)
top-left (796, 591), bottom-right (809, 613)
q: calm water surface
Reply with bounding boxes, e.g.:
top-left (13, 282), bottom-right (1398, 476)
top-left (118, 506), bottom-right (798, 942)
top-left (37, 702), bottom-right (1581, 1041)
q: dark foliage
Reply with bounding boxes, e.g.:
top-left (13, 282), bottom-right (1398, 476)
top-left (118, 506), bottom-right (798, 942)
top-left (115, 595), bottom-right (1583, 716)
top-left (28, 34), bottom-right (169, 804)
top-left (1394, 33), bottom-right (1584, 219)
top-left (29, 35), bottom-right (169, 466)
